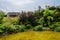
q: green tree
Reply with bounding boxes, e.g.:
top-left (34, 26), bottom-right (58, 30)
top-left (35, 6), bottom-right (43, 19)
top-left (0, 11), bottom-right (5, 24)
top-left (53, 6), bottom-right (60, 22)
top-left (43, 6), bottom-right (55, 27)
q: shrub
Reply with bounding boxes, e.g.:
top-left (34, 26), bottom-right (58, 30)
top-left (16, 25), bottom-right (26, 32)
top-left (55, 26), bottom-right (60, 32)
top-left (11, 17), bottom-right (19, 25)
top-left (1, 24), bottom-right (17, 34)
top-left (54, 23), bottom-right (60, 32)
top-left (0, 24), bottom-right (27, 34)
top-left (2, 17), bottom-right (12, 24)
top-left (3, 17), bottom-right (19, 25)
top-left (49, 24), bottom-right (55, 30)
top-left (55, 22), bottom-right (60, 27)
top-left (33, 25), bottom-right (43, 31)
top-left (0, 24), bottom-right (5, 33)
top-left (26, 24), bottom-right (32, 29)
top-left (5, 24), bottom-right (17, 33)
top-left (0, 11), bottom-right (5, 24)
top-left (49, 22), bottom-right (60, 30)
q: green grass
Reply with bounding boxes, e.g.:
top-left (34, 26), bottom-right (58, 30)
top-left (0, 31), bottom-right (60, 40)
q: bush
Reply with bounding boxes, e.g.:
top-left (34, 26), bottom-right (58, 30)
top-left (55, 26), bottom-right (60, 32)
top-left (0, 11), bottom-right (5, 24)
top-left (54, 23), bottom-right (60, 32)
top-left (2, 17), bottom-right (12, 24)
top-left (33, 25), bottom-right (43, 31)
top-left (1, 24), bottom-right (17, 34)
top-left (0, 24), bottom-right (28, 35)
top-left (49, 22), bottom-right (60, 29)
top-left (16, 25), bottom-right (26, 32)
top-left (5, 24), bottom-right (17, 33)
top-left (3, 17), bottom-right (19, 25)
top-left (11, 17), bottom-right (19, 25)
top-left (49, 24), bottom-right (55, 31)
top-left (0, 24), bottom-right (5, 33)
top-left (26, 24), bottom-right (32, 29)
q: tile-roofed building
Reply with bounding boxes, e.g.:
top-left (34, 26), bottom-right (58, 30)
top-left (6, 11), bottom-right (33, 17)
top-left (7, 12), bottom-right (20, 17)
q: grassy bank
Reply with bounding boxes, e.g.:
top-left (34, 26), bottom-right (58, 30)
top-left (0, 31), bottom-right (60, 40)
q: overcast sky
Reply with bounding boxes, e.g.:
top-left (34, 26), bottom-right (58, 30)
top-left (0, 0), bottom-right (60, 12)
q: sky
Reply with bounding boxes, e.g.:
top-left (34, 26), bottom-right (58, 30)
top-left (0, 0), bottom-right (60, 12)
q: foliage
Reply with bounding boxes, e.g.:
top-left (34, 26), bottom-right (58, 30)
top-left (38, 17), bottom-right (44, 25)
top-left (54, 25), bottom-right (60, 32)
top-left (0, 11), bottom-right (5, 17)
top-left (1, 24), bottom-right (17, 33)
top-left (54, 22), bottom-right (60, 32)
top-left (33, 25), bottom-right (43, 31)
top-left (19, 12), bottom-right (28, 25)
top-left (26, 24), bottom-right (32, 29)
top-left (0, 24), bottom-right (5, 33)
top-left (11, 17), bottom-right (19, 25)
top-left (2, 17), bottom-right (11, 24)
top-left (16, 25), bottom-right (26, 32)
top-left (0, 24), bottom-right (27, 34)
top-left (0, 11), bottom-right (5, 24)
top-left (0, 5), bottom-right (60, 35)
top-left (49, 24), bottom-right (56, 31)
top-left (3, 17), bottom-right (19, 25)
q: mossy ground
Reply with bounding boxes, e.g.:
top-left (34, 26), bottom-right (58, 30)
top-left (0, 31), bottom-right (60, 40)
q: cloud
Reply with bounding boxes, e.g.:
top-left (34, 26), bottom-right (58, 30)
top-left (0, 8), bottom-right (7, 13)
top-left (0, 8), bottom-right (5, 12)
top-left (3, 0), bottom-right (34, 6)
top-left (0, 0), bottom-right (35, 12)
top-left (0, 6), bottom-right (12, 12)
